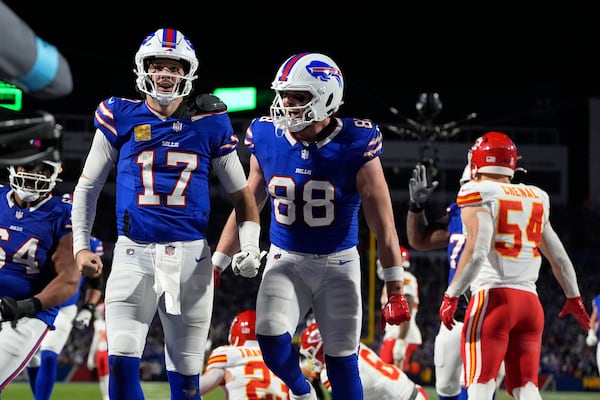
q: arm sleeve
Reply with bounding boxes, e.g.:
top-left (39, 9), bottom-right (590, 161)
top-left (72, 130), bottom-right (118, 255)
top-left (446, 210), bottom-right (493, 297)
top-left (211, 151), bottom-right (248, 194)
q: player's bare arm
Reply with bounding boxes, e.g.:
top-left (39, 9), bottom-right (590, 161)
top-left (37, 233), bottom-right (80, 309)
top-left (407, 212), bottom-right (450, 250)
top-left (199, 368), bottom-right (226, 395)
top-left (357, 158), bottom-right (402, 272)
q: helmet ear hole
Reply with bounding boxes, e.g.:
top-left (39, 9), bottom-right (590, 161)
top-left (325, 93), bottom-right (334, 109)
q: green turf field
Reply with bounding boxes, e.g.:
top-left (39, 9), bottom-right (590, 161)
top-left (2, 382), bottom-right (599, 399)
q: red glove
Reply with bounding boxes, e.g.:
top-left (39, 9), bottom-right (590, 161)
top-left (213, 267), bottom-right (222, 290)
top-left (382, 294), bottom-right (411, 325)
top-left (558, 296), bottom-right (590, 331)
top-left (439, 294), bottom-right (459, 330)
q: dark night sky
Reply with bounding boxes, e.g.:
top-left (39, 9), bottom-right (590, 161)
top-left (6, 3), bottom-right (599, 124)
top-left (4, 3), bottom-right (599, 205)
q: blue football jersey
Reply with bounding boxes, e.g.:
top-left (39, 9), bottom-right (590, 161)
top-left (245, 116), bottom-right (382, 254)
top-left (0, 187), bottom-right (73, 326)
top-left (446, 202), bottom-right (465, 285)
top-left (94, 97), bottom-right (239, 242)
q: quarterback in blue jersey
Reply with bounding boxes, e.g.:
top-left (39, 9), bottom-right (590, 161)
top-left (27, 232), bottom-right (105, 400)
top-left (212, 52), bottom-right (410, 400)
top-left (71, 28), bottom-right (260, 400)
top-left (0, 159), bottom-right (80, 391)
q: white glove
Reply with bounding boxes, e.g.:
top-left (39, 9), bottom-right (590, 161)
top-left (586, 329), bottom-right (598, 346)
top-left (233, 221), bottom-right (262, 278)
top-left (409, 164), bottom-right (439, 206)
top-left (392, 338), bottom-right (407, 367)
top-left (87, 355), bottom-right (96, 371)
top-left (73, 306), bottom-right (93, 330)
top-left (232, 247), bottom-right (261, 278)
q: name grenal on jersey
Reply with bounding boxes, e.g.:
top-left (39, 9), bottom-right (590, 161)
top-left (501, 185), bottom-right (539, 198)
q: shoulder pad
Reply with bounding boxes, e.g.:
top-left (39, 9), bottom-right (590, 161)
top-left (195, 94), bottom-right (227, 112)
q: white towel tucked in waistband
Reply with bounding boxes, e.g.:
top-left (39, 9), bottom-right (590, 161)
top-left (154, 243), bottom-right (183, 315)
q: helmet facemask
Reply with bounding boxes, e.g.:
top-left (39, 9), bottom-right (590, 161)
top-left (271, 88), bottom-right (335, 133)
top-left (9, 160), bottom-right (62, 203)
top-left (136, 60), bottom-right (194, 106)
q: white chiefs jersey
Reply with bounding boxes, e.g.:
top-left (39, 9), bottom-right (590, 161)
top-left (381, 271), bottom-right (422, 344)
top-left (457, 180), bottom-right (551, 294)
top-left (320, 343), bottom-right (424, 399)
top-left (205, 340), bottom-right (290, 399)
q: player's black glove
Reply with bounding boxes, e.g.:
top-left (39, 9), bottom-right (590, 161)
top-left (0, 296), bottom-right (43, 322)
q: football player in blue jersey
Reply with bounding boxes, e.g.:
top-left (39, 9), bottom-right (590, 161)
top-left (26, 232), bottom-right (105, 400)
top-left (71, 28), bottom-right (260, 400)
top-left (0, 157), bottom-right (80, 392)
top-left (211, 52), bottom-right (411, 400)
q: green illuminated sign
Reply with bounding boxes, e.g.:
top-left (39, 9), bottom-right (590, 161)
top-left (0, 81), bottom-right (23, 111)
top-left (213, 87), bottom-right (257, 112)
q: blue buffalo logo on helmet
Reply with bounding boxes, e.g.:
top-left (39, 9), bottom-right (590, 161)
top-left (306, 61), bottom-right (343, 87)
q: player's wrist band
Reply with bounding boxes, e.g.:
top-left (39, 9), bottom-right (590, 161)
top-left (212, 251), bottom-right (231, 271)
top-left (408, 202), bottom-right (423, 213)
top-left (382, 266), bottom-right (404, 282)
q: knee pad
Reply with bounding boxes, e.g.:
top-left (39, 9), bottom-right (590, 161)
top-left (109, 332), bottom-right (142, 357)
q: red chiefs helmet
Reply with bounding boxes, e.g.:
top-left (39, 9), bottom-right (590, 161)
top-left (228, 310), bottom-right (256, 346)
top-left (468, 131), bottom-right (519, 179)
top-left (400, 245), bottom-right (410, 269)
top-left (300, 322), bottom-right (325, 371)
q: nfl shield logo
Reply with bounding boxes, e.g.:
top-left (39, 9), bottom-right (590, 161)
top-left (301, 149), bottom-right (309, 160)
top-left (173, 121), bottom-right (183, 132)
top-left (165, 245), bottom-right (176, 256)
top-left (15, 210), bottom-right (24, 219)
